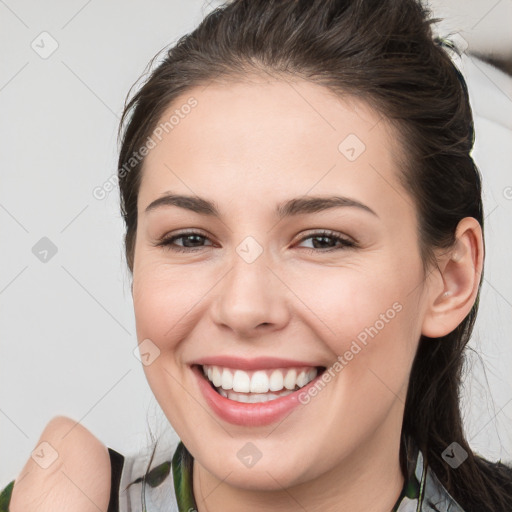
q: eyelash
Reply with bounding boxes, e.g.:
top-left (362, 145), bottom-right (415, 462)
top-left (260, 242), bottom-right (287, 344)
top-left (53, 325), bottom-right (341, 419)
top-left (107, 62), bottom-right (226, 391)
top-left (154, 229), bottom-right (357, 254)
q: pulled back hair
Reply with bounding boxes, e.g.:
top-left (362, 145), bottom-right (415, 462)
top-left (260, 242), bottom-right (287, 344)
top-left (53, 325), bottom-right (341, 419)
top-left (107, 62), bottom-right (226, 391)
top-left (117, 0), bottom-right (512, 509)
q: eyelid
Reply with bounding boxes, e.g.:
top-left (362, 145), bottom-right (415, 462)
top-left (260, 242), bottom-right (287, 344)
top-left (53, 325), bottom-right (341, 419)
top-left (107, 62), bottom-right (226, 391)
top-left (294, 230), bottom-right (357, 252)
top-left (294, 228), bottom-right (356, 245)
top-left (152, 229), bottom-right (215, 254)
top-left (155, 228), bottom-right (211, 241)
top-left (154, 228), bottom-right (358, 254)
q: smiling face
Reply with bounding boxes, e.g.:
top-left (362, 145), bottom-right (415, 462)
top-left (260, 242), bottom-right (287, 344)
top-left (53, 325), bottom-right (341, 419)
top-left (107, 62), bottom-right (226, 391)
top-left (131, 76), bottom-right (430, 495)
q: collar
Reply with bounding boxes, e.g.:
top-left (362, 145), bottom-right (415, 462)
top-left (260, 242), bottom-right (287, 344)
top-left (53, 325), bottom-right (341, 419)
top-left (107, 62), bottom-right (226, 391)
top-left (171, 435), bottom-right (465, 512)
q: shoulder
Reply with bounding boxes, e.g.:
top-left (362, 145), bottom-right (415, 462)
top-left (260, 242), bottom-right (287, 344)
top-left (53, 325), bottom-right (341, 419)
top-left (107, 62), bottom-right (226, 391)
top-left (117, 441), bottom-right (181, 512)
top-left (8, 416), bottom-right (112, 512)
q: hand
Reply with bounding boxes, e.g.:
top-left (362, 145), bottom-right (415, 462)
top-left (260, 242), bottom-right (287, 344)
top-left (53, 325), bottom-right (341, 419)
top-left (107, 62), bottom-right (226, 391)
top-left (9, 416), bottom-right (112, 512)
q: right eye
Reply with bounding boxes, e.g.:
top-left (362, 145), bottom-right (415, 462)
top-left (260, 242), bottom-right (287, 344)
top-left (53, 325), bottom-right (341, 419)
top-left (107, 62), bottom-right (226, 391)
top-left (154, 230), bottom-right (214, 253)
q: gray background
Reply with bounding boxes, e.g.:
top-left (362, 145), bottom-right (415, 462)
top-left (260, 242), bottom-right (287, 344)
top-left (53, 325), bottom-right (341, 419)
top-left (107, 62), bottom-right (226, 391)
top-left (1, 0), bottom-right (511, 486)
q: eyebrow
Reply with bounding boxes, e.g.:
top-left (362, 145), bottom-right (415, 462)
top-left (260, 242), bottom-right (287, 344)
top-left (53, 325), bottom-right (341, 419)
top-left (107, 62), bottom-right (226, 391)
top-left (144, 192), bottom-right (379, 219)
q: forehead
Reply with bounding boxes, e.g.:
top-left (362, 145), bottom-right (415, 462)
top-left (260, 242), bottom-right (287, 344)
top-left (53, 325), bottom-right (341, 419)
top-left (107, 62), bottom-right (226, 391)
top-left (138, 77), bottom-right (412, 222)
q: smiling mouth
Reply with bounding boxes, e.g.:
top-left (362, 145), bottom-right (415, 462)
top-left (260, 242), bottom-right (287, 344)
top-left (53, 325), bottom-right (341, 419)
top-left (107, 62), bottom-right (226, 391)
top-left (194, 364), bottom-right (327, 403)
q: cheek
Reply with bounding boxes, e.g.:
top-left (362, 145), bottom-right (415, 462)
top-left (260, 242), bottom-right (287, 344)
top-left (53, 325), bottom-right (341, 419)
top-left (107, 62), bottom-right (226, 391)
top-left (131, 264), bottom-right (208, 429)
top-left (291, 261), bottom-right (420, 390)
top-left (292, 263), bottom-right (405, 344)
top-left (132, 259), bottom-right (209, 347)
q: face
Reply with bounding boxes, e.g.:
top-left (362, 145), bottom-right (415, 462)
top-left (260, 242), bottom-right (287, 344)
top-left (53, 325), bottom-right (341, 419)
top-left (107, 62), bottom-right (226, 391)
top-left (131, 76), bottom-right (429, 490)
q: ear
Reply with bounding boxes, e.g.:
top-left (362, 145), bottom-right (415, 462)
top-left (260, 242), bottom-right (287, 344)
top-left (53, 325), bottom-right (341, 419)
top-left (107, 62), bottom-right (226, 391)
top-left (421, 217), bottom-right (484, 338)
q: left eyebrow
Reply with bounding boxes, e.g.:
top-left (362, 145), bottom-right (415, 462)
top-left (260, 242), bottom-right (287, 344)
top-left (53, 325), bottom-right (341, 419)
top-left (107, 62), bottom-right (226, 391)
top-left (276, 195), bottom-right (379, 219)
top-left (144, 192), bottom-right (379, 219)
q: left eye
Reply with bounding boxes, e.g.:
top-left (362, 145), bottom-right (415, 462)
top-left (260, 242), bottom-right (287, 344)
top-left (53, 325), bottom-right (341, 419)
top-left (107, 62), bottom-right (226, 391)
top-left (296, 230), bottom-right (356, 252)
top-left (155, 230), bottom-right (356, 253)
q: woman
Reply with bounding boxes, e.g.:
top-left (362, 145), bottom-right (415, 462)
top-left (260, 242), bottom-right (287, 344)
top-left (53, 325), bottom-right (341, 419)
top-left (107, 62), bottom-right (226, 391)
top-left (2, 0), bottom-right (512, 510)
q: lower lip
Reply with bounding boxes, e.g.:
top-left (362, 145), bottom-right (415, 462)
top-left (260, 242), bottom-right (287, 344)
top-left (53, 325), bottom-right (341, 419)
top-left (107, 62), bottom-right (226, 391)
top-left (191, 364), bottom-right (325, 427)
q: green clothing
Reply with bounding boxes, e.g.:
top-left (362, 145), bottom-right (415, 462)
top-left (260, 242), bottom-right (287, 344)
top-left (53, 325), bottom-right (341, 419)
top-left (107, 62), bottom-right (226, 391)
top-left (0, 434), bottom-right (466, 511)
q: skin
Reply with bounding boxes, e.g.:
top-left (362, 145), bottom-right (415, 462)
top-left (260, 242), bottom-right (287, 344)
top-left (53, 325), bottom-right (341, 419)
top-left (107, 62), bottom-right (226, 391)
top-left (10, 416), bottom-right (111, 512)
top-left (131, 75), bottom-right (483, 512)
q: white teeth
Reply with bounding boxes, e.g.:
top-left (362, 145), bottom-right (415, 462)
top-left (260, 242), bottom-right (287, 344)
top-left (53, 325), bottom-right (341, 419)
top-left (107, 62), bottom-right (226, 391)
top-left (250, 371), bottom-right (269, 393)
top-left (221, 368), bottom-right (233, 390)
top-left (233, 369), bottom-right (251, 392)
top-left (221, 389), bottom-right (295, 403)
top-left (269, 369), bottom-right (284, 391)
top-left (296, 370), bottom-right (308, 388)
top-left (212, 366), bottom-right (222, 387)
top-left (202, 364), bottom-right (319, 397)
top-left (283, 368), bottom-right (297, 390)
top-left (234, 391), bottom-right (248, 402)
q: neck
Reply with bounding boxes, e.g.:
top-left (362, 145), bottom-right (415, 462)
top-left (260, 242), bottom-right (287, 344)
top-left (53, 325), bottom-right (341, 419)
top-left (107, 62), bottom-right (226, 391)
top-left (191, 411), bottom-right (405, 512)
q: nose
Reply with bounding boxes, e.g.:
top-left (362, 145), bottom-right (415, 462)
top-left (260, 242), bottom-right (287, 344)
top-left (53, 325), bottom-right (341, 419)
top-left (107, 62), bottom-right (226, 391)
top-left (210, 249), bottom-right (290, 339)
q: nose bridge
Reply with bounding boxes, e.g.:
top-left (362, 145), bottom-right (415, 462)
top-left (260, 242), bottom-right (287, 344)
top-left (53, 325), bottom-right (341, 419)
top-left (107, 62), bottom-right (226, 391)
top-left (212, 235), bottom-right (288, 335)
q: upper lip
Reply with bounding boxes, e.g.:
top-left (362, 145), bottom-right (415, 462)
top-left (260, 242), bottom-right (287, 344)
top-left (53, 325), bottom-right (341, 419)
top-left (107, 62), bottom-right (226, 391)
top-left (190, 355), bottom-right (325, 371)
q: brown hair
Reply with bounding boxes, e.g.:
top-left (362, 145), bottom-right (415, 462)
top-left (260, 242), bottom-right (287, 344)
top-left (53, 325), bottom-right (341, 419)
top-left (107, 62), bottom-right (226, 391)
top-left (117, 0), bottom-right (512, 509)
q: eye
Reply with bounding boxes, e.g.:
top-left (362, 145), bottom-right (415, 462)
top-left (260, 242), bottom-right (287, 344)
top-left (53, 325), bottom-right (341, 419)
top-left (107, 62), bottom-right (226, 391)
top-left (295, 230), bottom-right (357, 253)
top-left (154, 230), bottom-right (214, 253)
top-left (154, 229), bottom-right (357, 253)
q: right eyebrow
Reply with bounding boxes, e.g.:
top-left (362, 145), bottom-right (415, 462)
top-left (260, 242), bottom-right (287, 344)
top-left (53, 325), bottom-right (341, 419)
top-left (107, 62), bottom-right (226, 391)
top-left (144, 192), bottom-right (379, 219)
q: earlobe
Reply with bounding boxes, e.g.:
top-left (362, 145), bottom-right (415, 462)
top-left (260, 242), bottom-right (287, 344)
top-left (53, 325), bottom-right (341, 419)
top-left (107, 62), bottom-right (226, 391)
top-left (421, 217), bottom-right (483, 338)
